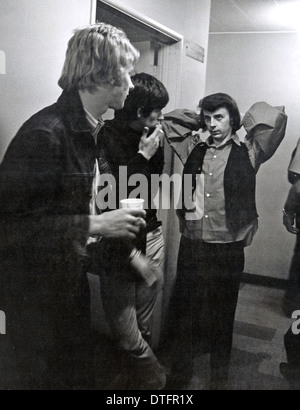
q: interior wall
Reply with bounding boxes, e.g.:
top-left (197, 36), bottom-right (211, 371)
top-left (205, 32), bottom-right (300, 279)
top-left (0, 0), bottom-right (91, 162)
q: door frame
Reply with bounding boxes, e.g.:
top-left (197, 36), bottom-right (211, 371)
top-left (91, 0), bottom-right (184, 113)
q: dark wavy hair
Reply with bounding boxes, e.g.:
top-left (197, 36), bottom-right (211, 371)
top-left (114, 72), bottom-right (169, 121)
top-left (198, 93), bottom-right (241, 134)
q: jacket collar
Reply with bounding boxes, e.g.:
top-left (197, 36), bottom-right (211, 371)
top-left (56, 88), bottom-right (90, 134)
top-left (104, 118), bottom-right (142, 145)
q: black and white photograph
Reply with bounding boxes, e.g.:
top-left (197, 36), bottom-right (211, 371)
top-left (0, 0), bottom-right (300, 392)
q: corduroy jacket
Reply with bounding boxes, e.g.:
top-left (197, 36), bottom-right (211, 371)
top-left (0, 89), bottom-right (97, 338)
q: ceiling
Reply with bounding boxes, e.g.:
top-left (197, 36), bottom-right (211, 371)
top-left (210, 0), bottom-right (300, 33)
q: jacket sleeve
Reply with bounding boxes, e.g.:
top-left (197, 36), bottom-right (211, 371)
top-left (284, 179), bottom-right (300, 215)
top-left (242, 101), bottom-right (288, 172)
top-left (288, 138), bottom-right (300, 176)
top-left (127, 152), bottom-right (151, 179)
top-left (0, 129), bottom-right (90, 254)
top-left (162, 109), bottom-right (202, 165)
top-left (126, 147), bottom-right (164, 182)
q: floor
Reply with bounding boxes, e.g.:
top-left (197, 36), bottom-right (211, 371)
top-left (156, 283), bottom-right (293, 390)
top-left (0, 282), bottom-right (295, 390)
top-left (92, 282), bottom-right (294, 390)
top-left (188, 284), bottom-right (293, 389)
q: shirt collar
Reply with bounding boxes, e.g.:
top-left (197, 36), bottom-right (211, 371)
top-left (206, 133), bottom-right (241, 149)
top-left (83, 107), bottom-right (105, 142)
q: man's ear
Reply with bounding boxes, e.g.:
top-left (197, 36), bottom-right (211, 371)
top-left (137, 107), bottom-right (144, 118)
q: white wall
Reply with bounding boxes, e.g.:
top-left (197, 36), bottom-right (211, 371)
top-left (0, 0), bottom-right (92, 161)
top-left (206, 33), bottom-right (300, 279)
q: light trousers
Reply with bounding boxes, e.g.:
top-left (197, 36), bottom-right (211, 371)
top-left (100, 227), bottom-right (166, 389)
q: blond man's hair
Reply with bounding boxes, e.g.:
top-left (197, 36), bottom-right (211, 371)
top-left (58, 22), bottom-right (139, 92)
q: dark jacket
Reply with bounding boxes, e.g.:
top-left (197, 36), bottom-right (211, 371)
top-left (286, 146), bottom-right (300, 217)
top-left (100, 118), bottom-right (164, 227)
top-left (0, 89), bottom-right (96, 338)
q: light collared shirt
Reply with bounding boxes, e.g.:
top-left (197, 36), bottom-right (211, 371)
top-left (84, 107), bottom-right (105, 143)
top-left (83, 107), bottom-right (105, 244)
top-left (183, 133), bottom-right (259, 246)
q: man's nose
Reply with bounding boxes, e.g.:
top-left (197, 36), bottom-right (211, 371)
top-left (158, 112), bottom-right (164, 124)
top-left (210, 118), bottom-right (216, 127)
top-left (129, 78), bottom-right (134, 91)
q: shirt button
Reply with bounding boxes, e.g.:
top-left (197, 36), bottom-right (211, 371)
top-left (206, 193), bottom-right (211, 197)
top-left (209, 172), bottom-right (213, 176)
top-left (205, 215), bottom-right (209, 219)
top-left (213, 155), bottom-right (217, 158)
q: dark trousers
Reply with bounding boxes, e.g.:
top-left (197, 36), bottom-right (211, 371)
top-left (286, 230), bottom-right (300, 301)
top-left (1, 279), bottom-right (94, 390)
top-left (283, 216), bottom-right (300, 317)
top-left (285, 325), bottom-right (300, 367)
top-left (168, 236), bottom-right (244, 384)
top-left (281, 325), bottom-right (300, 389)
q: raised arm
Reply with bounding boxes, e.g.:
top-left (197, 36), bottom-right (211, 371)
top-left (162, 109), bottom-right (202, 165)
top-left (242, 101), bottom-right (288, 172)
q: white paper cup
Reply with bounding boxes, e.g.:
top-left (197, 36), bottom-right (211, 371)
top-left (120, 198), bottom-right (145, 209)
